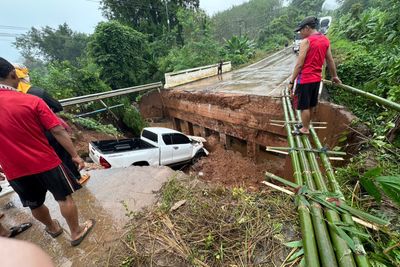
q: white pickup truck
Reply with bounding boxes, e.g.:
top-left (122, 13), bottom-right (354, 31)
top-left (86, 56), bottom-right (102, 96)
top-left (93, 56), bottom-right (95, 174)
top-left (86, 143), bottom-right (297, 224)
top-left (89, 127), bottom-right (209, 168)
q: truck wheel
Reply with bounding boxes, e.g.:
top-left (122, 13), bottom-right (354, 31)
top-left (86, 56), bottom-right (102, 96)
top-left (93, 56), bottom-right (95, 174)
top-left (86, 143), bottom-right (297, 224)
top-left (192, 152), bottom-right (206, 164)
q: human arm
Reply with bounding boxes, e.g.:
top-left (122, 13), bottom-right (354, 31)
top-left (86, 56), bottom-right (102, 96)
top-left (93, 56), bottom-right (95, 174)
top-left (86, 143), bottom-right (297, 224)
top-left (50, 126), bottom-right (85, 170)
top-left (36, 99), bottom-right (85, 170)
top-left (325, 46), bottom-right (341, 84)
top-left (289, 39), bottom-right (309, 93)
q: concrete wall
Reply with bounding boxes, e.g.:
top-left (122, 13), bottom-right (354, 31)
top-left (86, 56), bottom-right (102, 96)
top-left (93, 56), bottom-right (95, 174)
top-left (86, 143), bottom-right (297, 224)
top-left (164, 62), bottom-right (232, 89)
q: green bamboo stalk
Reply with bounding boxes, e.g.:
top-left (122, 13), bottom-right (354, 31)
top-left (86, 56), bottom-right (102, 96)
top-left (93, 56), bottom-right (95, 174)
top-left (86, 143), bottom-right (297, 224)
top-left (265, 173), bottom-right (389, 227)
top-left (323, 80), bottom-right (400, 112)
top-left (282, 92), bottom-right (321, 267)
top-left (266, 146), bottom-right (346, 156)
top-left (284, 94), bottom-right (352, 267)
top-left (300, 96), bottom-right (370, 267)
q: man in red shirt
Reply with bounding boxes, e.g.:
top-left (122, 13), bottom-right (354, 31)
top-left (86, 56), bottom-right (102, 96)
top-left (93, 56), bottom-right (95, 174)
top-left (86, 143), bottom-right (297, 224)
top-left (288, 17), bottom-right (341, 135)
top-left (0, 57), bottom-right (94, 246)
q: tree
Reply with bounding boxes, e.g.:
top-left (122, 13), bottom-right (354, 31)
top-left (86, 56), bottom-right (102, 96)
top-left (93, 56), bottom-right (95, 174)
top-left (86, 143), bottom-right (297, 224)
top-left (14, 23), bottom-right (89, 63)
top-left (88, 21), bottom-right (151, 89)
top-left (158, 9), bottom-right (221, 72)
top-left (100, 0), bottom-right (199, 40)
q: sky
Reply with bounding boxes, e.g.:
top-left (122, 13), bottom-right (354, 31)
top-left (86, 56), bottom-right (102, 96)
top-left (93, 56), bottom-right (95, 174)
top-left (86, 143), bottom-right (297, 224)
top-left (0, 0), bottom-right (337, 62)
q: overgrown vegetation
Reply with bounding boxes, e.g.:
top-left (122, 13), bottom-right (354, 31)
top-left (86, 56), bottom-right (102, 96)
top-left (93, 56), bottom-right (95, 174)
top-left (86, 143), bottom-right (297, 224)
top-left (327, 1), bottom-right (400, 265)
top-left (61, 113), bottom-right (122, 137)
top-left (119, 177), bottom-right (299, 266)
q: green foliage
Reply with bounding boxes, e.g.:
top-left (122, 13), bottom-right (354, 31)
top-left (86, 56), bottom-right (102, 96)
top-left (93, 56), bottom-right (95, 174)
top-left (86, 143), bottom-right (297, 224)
top-left (62, 113), bottom-right (121, 136)
top-left (328, 0), bottom-right (400, 140)
top-left (88, 21), bottom-right (151, 89)
top-left (14, 23), bottom-right (89, 63)
top-left (224, 35), bottom-right (256, 65)
top-left (122, 105), bottom-right (148, 136)
top-left (359, 167), bottom-right (400, 206)
top-left (30, 60), bottom-right (110, 99)
top-left (100, 0), bottom-right (199, 41)
top-left (158, 8), bottom-right (222, 72)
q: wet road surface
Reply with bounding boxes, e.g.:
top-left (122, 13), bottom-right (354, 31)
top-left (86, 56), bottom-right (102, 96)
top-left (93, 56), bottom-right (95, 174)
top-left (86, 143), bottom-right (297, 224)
top-left (173, 48), bottom-right (297, 96)
top-left (0, 166), bottom-right (176, 267)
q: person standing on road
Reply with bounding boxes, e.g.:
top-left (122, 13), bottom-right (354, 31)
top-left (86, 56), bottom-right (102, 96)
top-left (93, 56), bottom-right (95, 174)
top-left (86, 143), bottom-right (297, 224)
top-left (217, 60), bottom-right (223, 80)
top-left (288, 17), bottom-right (341, 135)
top-left (0, 57), bottom-right (95, 246)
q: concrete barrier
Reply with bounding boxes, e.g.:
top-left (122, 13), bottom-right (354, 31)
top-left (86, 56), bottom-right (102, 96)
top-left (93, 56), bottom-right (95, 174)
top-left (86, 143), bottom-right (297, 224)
top-left (164, 62), bottom-right (232, 89)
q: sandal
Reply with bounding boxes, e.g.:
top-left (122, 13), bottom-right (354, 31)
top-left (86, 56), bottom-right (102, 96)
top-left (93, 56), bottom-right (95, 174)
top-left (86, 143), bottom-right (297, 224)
top-left (71, 219), bottom-right (95, 247)
top-left (292, 128), bottom-right (310, 136)
top-left (78, 174), bottom-right (91, 185)
top-left (9, 222), bottom-right (32, 238)
top-left (45, 219), bottom-right (63, 238)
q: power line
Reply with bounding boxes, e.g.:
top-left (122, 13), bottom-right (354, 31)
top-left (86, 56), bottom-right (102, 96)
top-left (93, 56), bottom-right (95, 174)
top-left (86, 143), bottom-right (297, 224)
top-left (0, 25), bottom-right (29, 31)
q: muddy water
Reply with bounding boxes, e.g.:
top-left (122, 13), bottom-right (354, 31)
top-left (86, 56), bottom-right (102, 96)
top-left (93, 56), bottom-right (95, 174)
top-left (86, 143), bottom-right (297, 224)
top-left (0, 166), bottom-right (176, 267)
top-left (173, 51), bottom-right (296, 96)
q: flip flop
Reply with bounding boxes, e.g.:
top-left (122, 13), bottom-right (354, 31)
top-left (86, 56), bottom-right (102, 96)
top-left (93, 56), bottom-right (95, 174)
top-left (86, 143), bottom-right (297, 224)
top-left (9, 222), bottom-right (32, 238)
top-left (78, 174), bottom-right (91, 185)
top-left (292, 129), bottom-right (310, 136)
top-left (45, 219), bottom-right (63, 238)
top-left (71, 219), bottom-right (95, 247)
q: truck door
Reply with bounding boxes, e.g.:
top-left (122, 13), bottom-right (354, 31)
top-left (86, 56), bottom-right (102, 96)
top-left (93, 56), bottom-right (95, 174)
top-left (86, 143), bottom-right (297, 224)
top-left (171, 133), bottom-right (192, 163)
top-left (160, 134), bottom-right (174, 165)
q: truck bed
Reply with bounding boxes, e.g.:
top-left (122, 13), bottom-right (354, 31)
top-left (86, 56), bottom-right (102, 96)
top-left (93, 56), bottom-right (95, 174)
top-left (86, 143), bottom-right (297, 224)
top-left (91, 138), bottom-right (156, 154)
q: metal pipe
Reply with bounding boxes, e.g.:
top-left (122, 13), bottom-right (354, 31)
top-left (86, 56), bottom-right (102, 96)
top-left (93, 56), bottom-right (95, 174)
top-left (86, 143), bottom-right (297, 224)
top-left (75, 104), bottom-right (124, 118)
top-left (60, 82), bottom-right (162, 107)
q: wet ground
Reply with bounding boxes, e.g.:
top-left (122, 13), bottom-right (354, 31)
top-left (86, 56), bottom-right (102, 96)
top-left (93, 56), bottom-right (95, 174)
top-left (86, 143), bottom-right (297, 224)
top-left (174, 48), bottom-right (297, 96)
top-left (0, 166), bottom-right (177, 267)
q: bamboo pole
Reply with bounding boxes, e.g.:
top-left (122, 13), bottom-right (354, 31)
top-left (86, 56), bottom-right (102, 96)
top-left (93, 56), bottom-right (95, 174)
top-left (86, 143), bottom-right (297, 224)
top-left (285, 89), bottom-right (361, 267)
top-left (266, 146), bottom-right (346, 156)
top-left (323, 80), bottom-right (400, 112)
top-left (295, 83), bottom-right (371, 267)
top-left (283, 93), bottom-right (342, 267)
top-left (281, 91), bottom-right (321, 267)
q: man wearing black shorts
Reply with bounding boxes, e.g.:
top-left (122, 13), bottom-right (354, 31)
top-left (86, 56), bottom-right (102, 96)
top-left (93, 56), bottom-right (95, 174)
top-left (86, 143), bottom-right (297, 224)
top-left (288, 17), bottom-right (341, 135)
top-left (0, 58), bottom-right (94, 246)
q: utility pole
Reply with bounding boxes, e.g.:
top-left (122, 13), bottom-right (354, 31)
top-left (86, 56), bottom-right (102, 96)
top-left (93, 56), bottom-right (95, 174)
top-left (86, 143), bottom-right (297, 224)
top-left (164, 0), bottom-right (170, 32)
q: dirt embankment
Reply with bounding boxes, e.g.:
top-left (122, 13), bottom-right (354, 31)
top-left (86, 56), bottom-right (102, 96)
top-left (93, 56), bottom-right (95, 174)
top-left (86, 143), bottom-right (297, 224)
top-left (190, 135), bottom-right (283, 190)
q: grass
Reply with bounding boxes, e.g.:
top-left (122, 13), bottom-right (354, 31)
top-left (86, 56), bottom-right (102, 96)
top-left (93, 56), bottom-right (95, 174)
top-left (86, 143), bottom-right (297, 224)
top-left (118, 176), bottom-right (299, 266)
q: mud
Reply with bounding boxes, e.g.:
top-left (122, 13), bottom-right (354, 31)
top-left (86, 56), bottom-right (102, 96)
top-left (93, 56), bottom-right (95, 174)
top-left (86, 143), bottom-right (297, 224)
top-left (190, 135), bottom-right (285, 190)
top-left (0, 166), bottom-right (177, 267)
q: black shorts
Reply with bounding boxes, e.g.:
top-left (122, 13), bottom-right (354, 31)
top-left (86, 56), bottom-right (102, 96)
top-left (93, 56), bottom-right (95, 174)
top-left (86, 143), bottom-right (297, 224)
top-left (9, 165), bottom-right (81, 210)
top-left (294, 82), bottom-right (321, 110)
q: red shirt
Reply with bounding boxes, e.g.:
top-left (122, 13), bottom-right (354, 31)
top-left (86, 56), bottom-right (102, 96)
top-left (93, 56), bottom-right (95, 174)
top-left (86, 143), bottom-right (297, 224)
top-left (297, 33), bottom-right (330, 84)
top-left (0, 88), bottom-right (61, 180)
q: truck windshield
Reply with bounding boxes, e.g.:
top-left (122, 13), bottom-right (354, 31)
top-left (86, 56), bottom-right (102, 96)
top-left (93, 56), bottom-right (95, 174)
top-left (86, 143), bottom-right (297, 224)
top-left (142, 130), bottom-right (158, 143)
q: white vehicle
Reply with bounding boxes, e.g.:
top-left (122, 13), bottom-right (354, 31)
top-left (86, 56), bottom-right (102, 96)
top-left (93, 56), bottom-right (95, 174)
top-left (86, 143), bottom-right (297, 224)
top-left (89, 127), bottom-right (209, 168)
top-left (293, 32), bottom-right (302, 54)
top-left (319, 16), bottom-right (332, 35)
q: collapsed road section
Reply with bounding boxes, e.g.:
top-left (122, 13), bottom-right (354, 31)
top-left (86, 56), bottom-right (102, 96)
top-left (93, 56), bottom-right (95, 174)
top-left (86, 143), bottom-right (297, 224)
top-left (140, 88), bottom-right (356, 181)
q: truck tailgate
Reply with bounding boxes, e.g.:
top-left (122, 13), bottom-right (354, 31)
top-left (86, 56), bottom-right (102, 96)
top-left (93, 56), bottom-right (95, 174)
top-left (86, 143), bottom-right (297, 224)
top-left (89, 143), bottom-right (101, 164)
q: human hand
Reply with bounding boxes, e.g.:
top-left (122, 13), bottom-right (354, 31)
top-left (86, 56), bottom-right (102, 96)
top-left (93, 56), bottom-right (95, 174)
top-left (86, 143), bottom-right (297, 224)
top-left (288, 83), bottom-right (294, 98)
top-left (72, 155), bottom-right (85, 171)
top-left (332, 76), bottom-right (342, 84)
